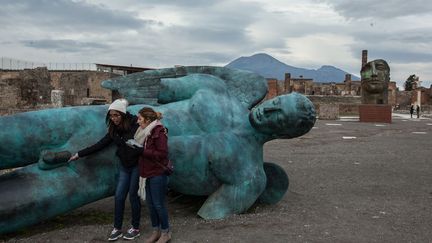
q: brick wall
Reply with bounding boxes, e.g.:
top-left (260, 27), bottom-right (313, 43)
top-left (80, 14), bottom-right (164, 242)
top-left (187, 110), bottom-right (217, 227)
top-left (359, 104), bottom-right (392, 123)
top-left (265, 79), bottom-right (278, 100)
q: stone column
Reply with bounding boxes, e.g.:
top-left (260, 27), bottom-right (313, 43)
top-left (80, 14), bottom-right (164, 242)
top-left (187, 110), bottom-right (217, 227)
top-left (361, 50), bottom-right (368, 69)
top-left (284, 73), bottom-right (291, 93)
top-left (51, 90), bottom-right (65, 108)
top-left (417, 90), bottom-right (421, 108)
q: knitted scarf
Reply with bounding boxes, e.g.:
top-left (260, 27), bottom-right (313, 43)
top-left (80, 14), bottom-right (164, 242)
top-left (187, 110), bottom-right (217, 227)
top-left (134, 119), bottom-right (162, 146)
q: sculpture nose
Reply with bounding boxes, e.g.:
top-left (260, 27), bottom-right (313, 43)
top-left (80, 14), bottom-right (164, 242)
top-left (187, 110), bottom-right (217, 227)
top-left (371, 63), bottom-right (378, 77)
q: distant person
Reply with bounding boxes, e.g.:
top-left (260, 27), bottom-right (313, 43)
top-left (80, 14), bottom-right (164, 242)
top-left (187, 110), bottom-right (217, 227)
top-left (410, 105), bottom-right (414, 118)
top-left (416, 105), bottom-right (420, 118)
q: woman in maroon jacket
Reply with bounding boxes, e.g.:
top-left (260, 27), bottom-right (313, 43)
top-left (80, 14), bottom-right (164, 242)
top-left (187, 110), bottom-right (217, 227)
top-left (134, 107), bottom-right (171, 243)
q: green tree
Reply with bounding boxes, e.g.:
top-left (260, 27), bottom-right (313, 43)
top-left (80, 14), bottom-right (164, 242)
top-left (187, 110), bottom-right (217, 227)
top-left (404, 74), bottom-right (417, 91)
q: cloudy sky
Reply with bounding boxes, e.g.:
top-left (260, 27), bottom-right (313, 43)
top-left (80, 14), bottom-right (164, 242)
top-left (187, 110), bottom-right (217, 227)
top-left (1, 0), bottom-right (431, 88)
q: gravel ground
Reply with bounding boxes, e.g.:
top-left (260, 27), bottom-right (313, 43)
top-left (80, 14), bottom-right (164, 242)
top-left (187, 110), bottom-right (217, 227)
top-left (1, 114), bottom-right (432, 243)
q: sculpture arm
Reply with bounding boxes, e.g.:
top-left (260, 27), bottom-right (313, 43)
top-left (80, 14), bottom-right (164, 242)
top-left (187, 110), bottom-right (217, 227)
top-left (158, 74), bottom-right (227, 104)
top-left (101, 66), bottom-right (267, 108)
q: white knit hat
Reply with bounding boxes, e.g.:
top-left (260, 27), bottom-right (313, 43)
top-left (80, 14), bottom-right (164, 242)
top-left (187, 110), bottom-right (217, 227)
top-left (108, 98), bottom-right (128, 114)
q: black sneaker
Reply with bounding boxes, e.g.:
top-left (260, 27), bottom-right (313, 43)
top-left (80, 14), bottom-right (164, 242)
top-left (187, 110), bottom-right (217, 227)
top-left (123, 227), bottom-right (140, 240)
top-left (108, 228), bottom-right (123, 241)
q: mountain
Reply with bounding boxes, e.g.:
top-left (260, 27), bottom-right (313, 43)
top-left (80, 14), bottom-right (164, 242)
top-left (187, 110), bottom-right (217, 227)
top-left (225, 53), bottom-right (360, 82)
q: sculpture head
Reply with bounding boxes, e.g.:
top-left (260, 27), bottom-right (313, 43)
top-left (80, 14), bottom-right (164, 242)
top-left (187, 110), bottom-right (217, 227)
top-left (361, 59), bottom-right (390, 94)
top-left (249, 93), bottom-right (316, 139)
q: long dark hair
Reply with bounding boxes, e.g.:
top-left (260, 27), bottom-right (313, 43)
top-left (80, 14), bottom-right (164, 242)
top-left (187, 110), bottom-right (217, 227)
top-left (105, 112), bottom-right (132, 137)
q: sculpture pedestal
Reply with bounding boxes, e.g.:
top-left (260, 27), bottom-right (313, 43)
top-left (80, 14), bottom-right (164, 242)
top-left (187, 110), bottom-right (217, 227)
top-left (359, 104), bottom-right (392, 123)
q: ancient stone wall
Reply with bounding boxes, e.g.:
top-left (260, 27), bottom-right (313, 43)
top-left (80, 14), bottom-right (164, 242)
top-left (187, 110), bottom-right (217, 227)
top-left (388, 81), bottom-right (398, 106)
top-left (396, 91), bottom-right (413, 109)
top-left (0, 68), bottom-right (53, 115)
top-left (50, 71), bottom-right (116, 106)
top-left (0, 77), bottom-right (20, 114)
top-left (318, 104), bottom-right (339, 120)
top-left (0, 69), bottom-right (118, 115)
top-left (18, 68), bottom-right (53, 106)
top-left (307, 95), bottom-right (361, 117)
top-left (306, 95), bottom-right (361, 104)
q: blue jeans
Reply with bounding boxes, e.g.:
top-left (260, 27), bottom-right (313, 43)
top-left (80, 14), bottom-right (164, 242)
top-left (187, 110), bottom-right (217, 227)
top-left (145, 175), bottom-right (170, 232)
top-left (114, 164), bottom-right (141, 229)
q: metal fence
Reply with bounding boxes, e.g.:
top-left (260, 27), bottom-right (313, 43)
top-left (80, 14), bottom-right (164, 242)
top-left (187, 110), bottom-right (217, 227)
top-left (0, 57), bottom-right (97, 71)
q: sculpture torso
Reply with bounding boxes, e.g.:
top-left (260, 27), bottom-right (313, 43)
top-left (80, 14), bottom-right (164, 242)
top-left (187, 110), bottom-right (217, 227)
top-left (130, 84), bottom-right (263, 195)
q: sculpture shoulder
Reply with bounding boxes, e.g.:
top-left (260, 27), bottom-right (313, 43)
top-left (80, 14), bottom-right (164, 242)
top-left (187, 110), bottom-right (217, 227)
top-left (187, 89), bottom-right (248, 131)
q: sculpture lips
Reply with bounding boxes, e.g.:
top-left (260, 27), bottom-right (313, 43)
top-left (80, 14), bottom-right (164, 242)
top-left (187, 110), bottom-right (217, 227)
top-left (368, 80), bottom-right (381, 84)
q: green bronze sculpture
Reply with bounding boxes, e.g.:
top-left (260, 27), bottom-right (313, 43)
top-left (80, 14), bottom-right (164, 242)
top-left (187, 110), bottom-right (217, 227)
top-left (361, 59), bottom-right (390, 104)
top-left (0, 66), bottom-right (316, 234)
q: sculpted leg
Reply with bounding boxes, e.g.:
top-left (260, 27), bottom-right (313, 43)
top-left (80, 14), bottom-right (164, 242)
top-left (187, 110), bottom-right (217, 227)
top-left (197, 167), bottom-right (266, 219)
top-left (0, 149), bottom-right (118, 234)
top-left (0, 106), bottom-right (108, 170)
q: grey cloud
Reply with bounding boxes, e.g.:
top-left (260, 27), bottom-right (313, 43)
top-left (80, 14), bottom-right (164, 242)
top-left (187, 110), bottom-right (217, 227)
top-left (321, 0), bottom-right (432, 19)
top-left (348, 40), bottom-right (432, 65)
top-left (138, 0), bottom-right (215, 7)
top-left (21, 39), bottom-right (110, 53)
top-left (157, 2), bottom-right (262, 48)
top-left (191, 52), bottom-right (235, 64)
top-left (367, 49), bottom-right (432, 63)
top-left (387, 30), bottom-right (432, 44)
top-left (0, 0), bottom-right (158, 31)
top-left (174, 26), bottom-right (251, 45)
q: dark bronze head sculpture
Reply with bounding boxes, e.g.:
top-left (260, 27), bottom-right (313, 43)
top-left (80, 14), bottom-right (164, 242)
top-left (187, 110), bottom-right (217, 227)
top-left (360, 59), bottom-right (390, 104)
